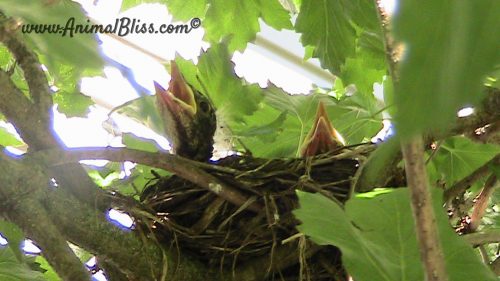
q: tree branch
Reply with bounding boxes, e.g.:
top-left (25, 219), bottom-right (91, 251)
top-left (451, 87), bottom-right (500, 137)
top-left (29, 147), bottom-right (263, 212)
top-left (470, 174), bottom-right (498, 231)
top-left (0, 151), bottom-right (228, 280)
top-left (0, 155), bottom-right (90, 281)
top-left (444, 154), bottom-right (499, 202)
top-left (402, 136), bottom-right (448, 281)
top-left (0, 21), bottom-right (115, 212)
top-left (0, 16), bottom-right (52, 120)
top-left (491, 256), bottom-right (500, 276)
top-left (463, 229), bottom-right (500, 246)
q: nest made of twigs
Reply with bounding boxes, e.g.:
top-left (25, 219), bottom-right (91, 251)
top-left (138, 145), bottom-right (372, 280)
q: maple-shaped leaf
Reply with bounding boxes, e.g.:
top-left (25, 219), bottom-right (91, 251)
top-left (166, 0), bottom-right (292, 51)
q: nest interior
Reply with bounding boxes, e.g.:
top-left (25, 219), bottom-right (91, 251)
top-left (139, 147), bottom-right (369, 280)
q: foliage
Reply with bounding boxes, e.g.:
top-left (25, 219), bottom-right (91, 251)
top-left (393, 0), bottom-right (500, 136)
top-left (0, 222), bottom-right (45, 281)
top-left (0, 0), bottom-right (499, 280)
top-left (165, 0), bottom-right (292, 51)
top-left (294, 189), bottom-right (497, 281)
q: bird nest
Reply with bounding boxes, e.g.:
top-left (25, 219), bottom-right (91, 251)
top-left (138, 145), bottom-right (372, 280)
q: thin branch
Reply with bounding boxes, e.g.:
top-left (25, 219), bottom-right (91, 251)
top-left (0, 17), bottom-right (52, 119)
top-left (491, 256), bottom-right (500, 276)
top-left (463, 229), bottom-right (500, 246)
top-left (0, 69), bottom-right (55, 147)
top-left (402, 136), bottom-right (448, 281)
top-left (29, 147), bottom-right (263, 212)
top-left (444, 154), bottom-right (499, 202)
top-left (451, 87), bottom-right (500, 137)
top-left (470, 175), bottom-right (498, 231)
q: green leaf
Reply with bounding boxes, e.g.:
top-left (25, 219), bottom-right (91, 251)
top-left (44, 62), bottom-right (100, 117)
top-left (0, 221), bottom-right (24, 262)
top-left (256, 0), bottom-right (293, 31)
top-left (343, 0), bottom-right (382, 34)
top-left (112, 95), bottom-right (164, 136)
top-left (353, 137), bottom-right (401, 192)
top-left (165, 0), bottom-right (207, 20)
top-left (0, 46), bottom-right (13, 66)
top-left (87, 169), bottom-right (120, 188)
top-left (108, 164), bottom-right (169, 197)
top-left (167, 0), bottom-right (292, 51)
top-left (234, 103), bottom-right (299, 157)
top-left (333, 93), bottom-right (383, 143)
top-left (167, 0), bottom-right (291, 51)
top-left (0, 0), bottom-right (103, 71)
top-left (35, 256), bottom-right (61, 281)
top-left (294, 188), bottom-right (497, 281)
top-left (0, 127), bottom-right (23, 147)
top-left (236, 110), bottom-right (287, 143)
top-left (340, 45), bottom-right (386, 97)
top-left (433, 136), bottom-right (500, 187)
top-left (128, 164), bottom-right (169, 195)
top-left (121, 0), bottom-right (158, 11)
top-left (122, 133), bottom-right (160, 153)
top-left (52, 90), bottom-right (93, 118)
top-left (256, 86), bottom-right (332, 157)
top-left (238, 84), bottom-right (382, 158)
top-left (354, 188), bottom-right (393, 198)
top-left (393, 0), bottom-right (500, 136)
top-left (295, 0), bottom-right (356, 75)
top-left (176, 44), bottom-right (264, 124)
top-left (0, 248), bottom-right (45, 281)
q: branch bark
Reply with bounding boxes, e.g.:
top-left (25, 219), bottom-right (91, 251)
top-left (29, 147), bottom-right (263, 212)
top-left (0, 155), bottom-right (90, 281)
top-left (491, 256), bottom-right (500, 276)
top-left (401, 136), bottom-right (448, 281)
top-left (0, 151), bottom-right (232, 280)
top-left (0, 20), bottom-right (114, 212)
top-left (463, 229), bottom-right (500, 246)
top-left (470, 174), bottom-right (498, 231)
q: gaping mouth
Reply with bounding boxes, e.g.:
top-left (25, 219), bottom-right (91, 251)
top-left (155, 62), bottom-right (197, 116)
top-left (301, 101), bottom-right (345, 157)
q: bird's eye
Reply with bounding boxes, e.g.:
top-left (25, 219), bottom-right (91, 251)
top-left (199, 101), bottom-right (210, 113)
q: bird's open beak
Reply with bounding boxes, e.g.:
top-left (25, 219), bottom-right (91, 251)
top-left (300, 101), bottom-right (345, 157)
top-left (155, 62), bottom-right (197, 117)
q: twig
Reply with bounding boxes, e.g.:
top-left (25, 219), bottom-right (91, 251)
top-left (402, 136), bottom-right (448, 281)
top-left (470, 175), bottom-right (498, 231)
top-left (478, 245), bottom-right (490, 265)
top-left (463, 229), bottom-right (500, 246)
top-left (491, 256), bottom-right (500, 276)
top-left (0, 18), bottom-right (52, 119)
top-left (29, 147), bottom-right (263, 212)
top-left (444, 154), bottom-right (499, 202)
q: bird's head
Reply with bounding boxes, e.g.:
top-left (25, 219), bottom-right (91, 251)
top-left (300, 101), bottom-right (345, 157)
top-left (155, 62), bottom-right (216, 161)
